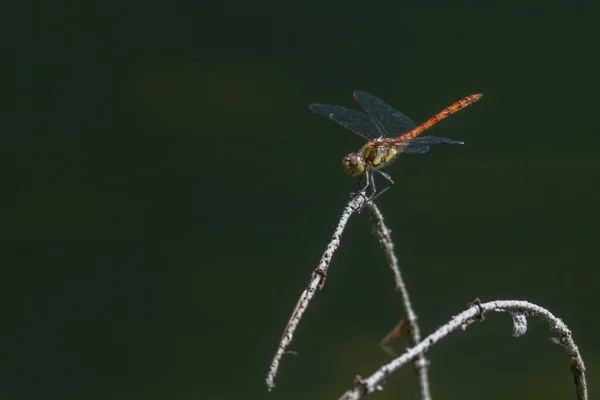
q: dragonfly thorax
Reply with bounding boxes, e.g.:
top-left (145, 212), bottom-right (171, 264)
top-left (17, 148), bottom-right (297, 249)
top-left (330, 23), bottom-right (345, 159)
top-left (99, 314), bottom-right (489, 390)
top-left (360, 141), bottom-right (399, 171)
top-left (342, 152), bottom-right (366, 176)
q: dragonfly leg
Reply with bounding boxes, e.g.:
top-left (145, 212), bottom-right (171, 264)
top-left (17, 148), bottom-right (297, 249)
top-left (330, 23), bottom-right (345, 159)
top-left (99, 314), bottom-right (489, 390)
top-left (377, 170), bottom-right (394, 185)
top-left (351, 173), bottom-right (375, 207)
top-left (356, 174), bottom-right (366, 192)
top-left (356, 172), bottom-right (372, 194)
top-left (369, 170), bottom-right (394, 201)
top-left (370, 185), bottom-right (390, 202)
top-left (367, 172), bottom-right (377, 197)
top-left (362, 172), bottom-right (381, 201)
top-left (353, 172), bottom-right (383, 205)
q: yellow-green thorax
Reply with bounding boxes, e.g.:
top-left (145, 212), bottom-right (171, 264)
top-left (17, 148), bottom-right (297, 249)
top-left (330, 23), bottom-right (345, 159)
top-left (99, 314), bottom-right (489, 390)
top-left (341, 140), bottom-right (399, 177)
top-left (361, 141), bottom-right (399, 170)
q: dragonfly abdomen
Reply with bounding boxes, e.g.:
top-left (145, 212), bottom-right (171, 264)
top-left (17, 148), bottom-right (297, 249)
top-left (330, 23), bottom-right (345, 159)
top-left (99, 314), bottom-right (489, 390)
top-left (399, 94), bottom-right (482, 140)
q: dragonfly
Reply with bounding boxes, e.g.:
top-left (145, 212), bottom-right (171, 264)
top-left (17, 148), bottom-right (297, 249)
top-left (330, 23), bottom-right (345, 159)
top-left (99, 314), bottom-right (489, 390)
top-left (309, 91), bottom-right (482, 198)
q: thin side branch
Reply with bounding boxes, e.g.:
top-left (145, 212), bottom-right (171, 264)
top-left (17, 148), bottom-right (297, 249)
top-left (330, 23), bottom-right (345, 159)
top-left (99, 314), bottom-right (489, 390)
top-left (265, 193), bottom-right (366, 390)
top-left (368, 203), bottom-right (431, 400)
top-left (339, 300), bottom-right (587, 400)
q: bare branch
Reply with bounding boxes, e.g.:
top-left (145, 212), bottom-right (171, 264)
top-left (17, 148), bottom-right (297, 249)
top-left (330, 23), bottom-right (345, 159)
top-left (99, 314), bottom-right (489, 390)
top-left (339, 300), bottom-right (588, 400)
top-left (265, 193), bottom-right (366, 390)
top-left (368, 203), bottom-right (432, 400)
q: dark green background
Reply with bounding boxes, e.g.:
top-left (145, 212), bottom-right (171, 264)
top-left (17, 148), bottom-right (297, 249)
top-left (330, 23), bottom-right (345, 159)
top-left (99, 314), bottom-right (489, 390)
top-left (5, 0), bottom-right (599, 398)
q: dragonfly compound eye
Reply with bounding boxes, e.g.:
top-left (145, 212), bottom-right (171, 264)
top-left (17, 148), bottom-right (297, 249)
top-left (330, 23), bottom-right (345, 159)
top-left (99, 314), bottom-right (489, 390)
top-left (342, 153), bottom-right (365, 177)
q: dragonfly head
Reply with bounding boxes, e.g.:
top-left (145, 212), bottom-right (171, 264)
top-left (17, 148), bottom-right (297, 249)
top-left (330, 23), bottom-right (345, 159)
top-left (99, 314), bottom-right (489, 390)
top-left (342, 152), bottom-right (366, 177)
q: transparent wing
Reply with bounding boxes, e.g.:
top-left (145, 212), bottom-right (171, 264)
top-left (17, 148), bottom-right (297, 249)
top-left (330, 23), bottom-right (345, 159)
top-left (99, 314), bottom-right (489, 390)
top-left (396, 135), bottom-right (464, 154)
top-left (409, 135), bottom-right (465, 145)
top-left (401, 142), bottom-right (430, 154)
top-left (309, 103), bottom-right (380, 139)
top-left (353, 91), bottom-right (417, 137)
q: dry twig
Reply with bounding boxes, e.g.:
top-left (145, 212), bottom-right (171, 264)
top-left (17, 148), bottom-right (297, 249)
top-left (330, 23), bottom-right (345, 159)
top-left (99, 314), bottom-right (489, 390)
top-left (368, 203), bottom-right (431, 400)
top-left (339, 300), bottom-right (587, 400)
top-left (265, 193), bottom-right (366, 390)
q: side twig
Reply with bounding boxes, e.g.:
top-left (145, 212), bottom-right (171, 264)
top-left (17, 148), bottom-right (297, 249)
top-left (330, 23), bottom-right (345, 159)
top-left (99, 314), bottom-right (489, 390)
top-left (339, 300), bottom-right (587, 400)
top-left (367, 203), bottom-right (432, 400)
top-left (265, 193), bottom-right (367, 390)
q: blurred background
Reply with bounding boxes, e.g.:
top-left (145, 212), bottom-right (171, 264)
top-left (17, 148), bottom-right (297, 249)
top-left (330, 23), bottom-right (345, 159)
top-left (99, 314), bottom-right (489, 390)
top-left (4, 0), bottom-right (599, 398)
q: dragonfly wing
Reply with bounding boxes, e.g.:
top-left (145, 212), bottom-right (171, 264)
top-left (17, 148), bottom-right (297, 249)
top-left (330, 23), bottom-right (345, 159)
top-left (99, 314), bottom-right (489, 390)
top-left (400, 142), bottom-right (430, 154)
top-left (409, 135), bottom-right (465, 145)
top-left (309, 103), bottom-right (379, 139)
top-left (353, 91), bottom-right (417, 137)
